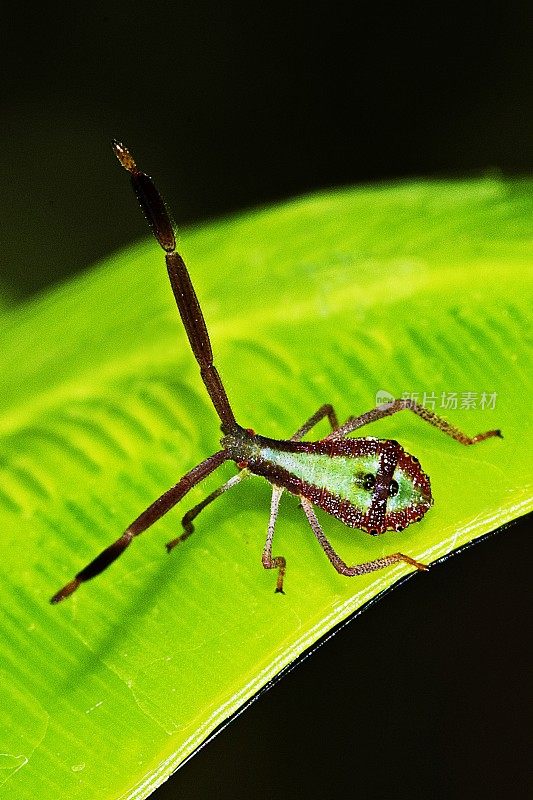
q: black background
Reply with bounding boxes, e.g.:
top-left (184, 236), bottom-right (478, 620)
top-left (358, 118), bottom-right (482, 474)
top-left (2, 3), bottom-right (531, 798)
top-left (1, 2), bottom-right (531, 298)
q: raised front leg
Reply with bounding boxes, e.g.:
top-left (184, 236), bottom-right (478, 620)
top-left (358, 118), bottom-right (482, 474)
top-left (300, 498), bottom-right (428, 577)
top-left (327, 398), bottom-right (502, 445)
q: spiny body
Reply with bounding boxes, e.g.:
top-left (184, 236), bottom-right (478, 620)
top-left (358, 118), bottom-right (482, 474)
top-left (50, 142), bottom-right (501, 604)
top-left (222, 428), bottom-right (432, 534)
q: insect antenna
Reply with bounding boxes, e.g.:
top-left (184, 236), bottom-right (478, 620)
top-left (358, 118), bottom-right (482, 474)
top-left (112, 141), bottom-right (238, 434)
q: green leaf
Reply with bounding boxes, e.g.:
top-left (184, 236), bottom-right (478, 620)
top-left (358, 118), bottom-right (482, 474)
top-left (1, 178), bottom-right (531, 799)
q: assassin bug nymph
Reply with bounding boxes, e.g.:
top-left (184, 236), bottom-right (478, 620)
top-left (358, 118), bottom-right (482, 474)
top-left (51, 142), bottom-right (502, 604)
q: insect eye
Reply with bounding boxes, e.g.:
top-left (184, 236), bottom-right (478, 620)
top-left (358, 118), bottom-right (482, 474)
top-left (389, 479), bottom-right (399, 497)
top-left (362, 473), bottom-right (375, 491)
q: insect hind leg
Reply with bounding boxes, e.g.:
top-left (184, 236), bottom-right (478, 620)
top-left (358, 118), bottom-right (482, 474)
top-left (326, 398), bottom-right (502, 445)
top-left (300, 498), bottom-right (428, 577)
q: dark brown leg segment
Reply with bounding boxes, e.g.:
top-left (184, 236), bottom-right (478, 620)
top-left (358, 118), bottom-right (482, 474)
top-left (51, 450), bottom-right (229, 603)
top-left (291, 404), bottom-right (339, 441)
top-left (326, 398), bottom-right (502, 445)
top-left (113, 141), bottom-right (237, 433)
top-left (300, 498), bottom-right (428, 576)
top-left (171, 405), bottom-right (342, 556)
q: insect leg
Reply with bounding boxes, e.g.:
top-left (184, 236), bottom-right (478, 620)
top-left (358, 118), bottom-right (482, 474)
top-left (291, 403), bottom-right (339, 441)
top-left (165, 403), bottom-right (342, 564)
top-left (113, 142), bottom-right (237, 433)
top-left (326, 398), bottom-right (502, 445)
top-left (51, 450), bottom-right (229, 603)
top-left (300, 498), bottom-right (428, 576)
top-left (166, 470), bottom-right (250, 551)
top-left (262, 486), bottom-right (287, 593)
top-left (261, 405), bottom-right (340, 592)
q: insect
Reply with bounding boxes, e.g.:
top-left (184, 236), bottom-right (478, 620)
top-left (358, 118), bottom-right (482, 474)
top-left (51, 142), bottom-right (502, 603)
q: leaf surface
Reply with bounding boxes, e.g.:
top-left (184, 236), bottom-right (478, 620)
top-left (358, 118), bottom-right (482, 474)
top-left (0, 178), bottom-right (531, 798)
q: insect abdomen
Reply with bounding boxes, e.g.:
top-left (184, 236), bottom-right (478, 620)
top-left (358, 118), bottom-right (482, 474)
top-left (244, 436), bottom-right (432, 534)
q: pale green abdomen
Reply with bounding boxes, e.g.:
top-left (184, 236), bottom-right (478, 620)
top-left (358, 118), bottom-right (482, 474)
top-left (258, 445), bottom-right (427, 514)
